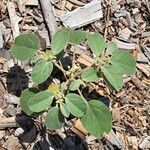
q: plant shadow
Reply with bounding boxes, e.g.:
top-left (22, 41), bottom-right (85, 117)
top-left (6, 64), bottom-right (29, 96)
top-left (82, 87), bottom-right (110, 107)
top-left (32, 133), bottom-right (88, 150)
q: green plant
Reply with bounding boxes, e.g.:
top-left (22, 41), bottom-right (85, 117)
top-left (11, 28), bottom-right (136, 137)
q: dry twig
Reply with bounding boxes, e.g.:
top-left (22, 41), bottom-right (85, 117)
top-left (39, 0), bottom-right (58, 37)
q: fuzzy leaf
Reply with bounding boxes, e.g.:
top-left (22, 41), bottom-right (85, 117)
top-left (20, 88), bottom-right (40, 116)
top-left (28, 90), bottom-right (54, 112)
top-left (87, 33), bottom-right (105, 56)
top-left (45, 107), bottom-right (64, 129)
top-left (81, 68), bottom-right (99, 82)
top-left (60, 103), bottom-right (70, 118)
top-left (106, 41), bottom-right (117, 55)
top-left (101, 65), bottom-right (123, 90)
top-left (11, 34), bottom-right (40, 60)
top-left (111, 50), bottom-right (136, 75)
top-left (81, 100), bottom-right (112, 137)
top-left (51, 28), bottom-right (69, 55)
top-left (65, 93), bottom-right (87, 117)
top-left (69, 80), bottom-right (81, 91)
top-left (31, 60), bottom-right (53, 84)
top-left (69, 30), bottom-right (86, 45)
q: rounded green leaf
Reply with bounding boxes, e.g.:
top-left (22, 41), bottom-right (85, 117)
top-left (51, 28), bottom-right (69, 55)
top-left (11, 34), bottom-right (40, 61)
top-left (111, 50), bottom-right (136, 75)
top-left (60, 103), bottom-right (70, 118)
top-left (65, 93), bottom-right (87, 117)
top-left (87, 33), bottom-right (105, 56)
top-left (69, 80), bottom-right (81, 91)
top-left (20, 88), bottom-right (40, 116)
top-left (69, 30), bottom-right (86, 45)
top-left (106, 41), bottom-right (117, 55)
top-left (45, 107), bottom-right (65, 129)
top-left (81, 68), bottom-right (99, 82)
top-left (81, 100), bottom-right (112, 137)
top-left (28, 90), bottom-right (54, 112)
top-left (101, 65), bottom-right (123, 90)
top-left (31, 60), bottom-right (53, 84)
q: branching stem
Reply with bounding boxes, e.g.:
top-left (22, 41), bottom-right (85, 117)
top-left (52, 60), bottom-right (67, 78)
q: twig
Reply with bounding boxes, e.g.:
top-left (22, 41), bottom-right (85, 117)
top-left (7, 1), bottom-right (20, 39)
top-left (7, 1), bottom-right (21, 66)
top-left (145, 0), bottom-right (150, 14)
top-left (52, 60), bottom-right (67, 78)
top-left (105, 0), bottom-right (117, 11)
top-left (104, 1), bottom-right (111, 40)
top-left (0, 23), bottom-right (4, 49)
top-left (20, 8), bottom-right (30, 32)
top-left (131, 75), bottom-right (148, 90)
top-left (0, 116), bottom-right (32, 129)
top-left (58, 60), bottom-right (67, 79)
top-left (39, 0), bottom-right (58, 37)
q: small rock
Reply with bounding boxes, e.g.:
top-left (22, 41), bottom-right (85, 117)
top-left (15, 127), bottom-right (24, 137)
top-left (4, 93), bottom-right (19, 105)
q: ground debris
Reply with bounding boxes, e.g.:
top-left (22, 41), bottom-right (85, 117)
top-left (60, 0), bottom-right (103, 29)
top-left (139, 136), bottom-right (150, 149)
top-left (2, 135), bottom-right (23, 150)
top-left (0, 0), bottom-right (149, 149)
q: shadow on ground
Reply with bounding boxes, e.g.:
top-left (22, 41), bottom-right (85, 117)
top-left (33, 133), bottom-right (88, 150)
top-left (6, 64), bottom-right (29, 96)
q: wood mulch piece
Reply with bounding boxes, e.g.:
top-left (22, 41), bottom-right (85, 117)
top-left (0, 0), bottom-right (150, 149)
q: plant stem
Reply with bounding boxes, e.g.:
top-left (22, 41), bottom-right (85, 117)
top-left (77, 89), bottom-right (88, 104)
top-left (52, 60), bottom-right (67, 78)
top-left (58, 60), bottom-right (67, 79)
top-left (72, 48), bottom-right (76, 70)
top-left (74, 60), bottom-right (95, 78)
